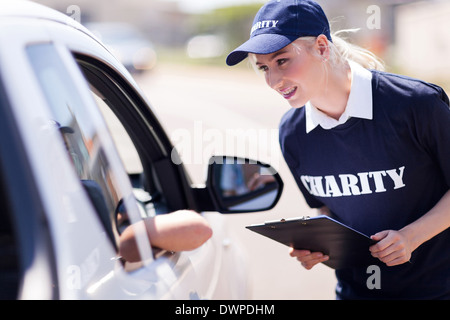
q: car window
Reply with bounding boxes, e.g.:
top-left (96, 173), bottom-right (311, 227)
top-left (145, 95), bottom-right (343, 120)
top-left (26, 43), bottom-right (130, 249)
top-left (90, 91), bottom-right (160, 225)
top-left (92, 93), bottom-right (143, 175)
top-left (74, 56), bottom-right (176, 214)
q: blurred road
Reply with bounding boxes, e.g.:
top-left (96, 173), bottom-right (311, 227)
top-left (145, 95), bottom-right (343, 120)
top-left (134, 63), bottom-right (337, 300)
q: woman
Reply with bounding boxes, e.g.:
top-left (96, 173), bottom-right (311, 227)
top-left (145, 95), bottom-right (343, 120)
top-left (226, 0), bottom-right (450, 299)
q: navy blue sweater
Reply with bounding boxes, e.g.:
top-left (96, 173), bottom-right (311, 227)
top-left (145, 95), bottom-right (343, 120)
top-left (279, 70), bottom-right (450, 299)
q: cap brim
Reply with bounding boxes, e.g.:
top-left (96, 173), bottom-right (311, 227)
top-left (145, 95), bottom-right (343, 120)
top-left (226, 33), bottom-right (298, 66)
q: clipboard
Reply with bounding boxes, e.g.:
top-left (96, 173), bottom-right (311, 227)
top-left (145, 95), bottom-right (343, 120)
top-left (246, 215), bottom-right (378, 269)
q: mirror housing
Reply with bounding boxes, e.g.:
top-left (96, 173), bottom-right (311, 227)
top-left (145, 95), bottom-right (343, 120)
top-left (205, 156), bottom-right (283, 214)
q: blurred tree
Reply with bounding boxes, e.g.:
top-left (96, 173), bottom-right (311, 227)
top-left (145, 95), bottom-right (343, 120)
top-left (193, 4), bottom-right (261, 51)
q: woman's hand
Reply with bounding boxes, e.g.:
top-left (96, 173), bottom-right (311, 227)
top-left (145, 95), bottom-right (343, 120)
top-left (370, 190), bottom-right (450, 267)
top-left (369, 230), bottom-right (413, 266)
top-left (289, 247), bottom-right (329, 270)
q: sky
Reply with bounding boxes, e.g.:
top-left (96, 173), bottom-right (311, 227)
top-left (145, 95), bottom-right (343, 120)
top-left (163, 0), bottom-right (266, 13)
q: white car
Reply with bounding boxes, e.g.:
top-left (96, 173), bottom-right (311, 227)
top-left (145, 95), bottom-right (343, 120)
top-left (0, 1), bottom-right (283, 299)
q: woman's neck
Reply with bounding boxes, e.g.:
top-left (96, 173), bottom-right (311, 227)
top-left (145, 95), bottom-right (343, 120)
top-left (310, 62), bottom-right (352, 120)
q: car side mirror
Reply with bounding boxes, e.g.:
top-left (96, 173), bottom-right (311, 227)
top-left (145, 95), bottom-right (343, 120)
top-left (206, 156), bottom-right (283, 213)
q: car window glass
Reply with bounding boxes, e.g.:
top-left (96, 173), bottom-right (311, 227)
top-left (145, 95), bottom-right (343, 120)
top-left (75, 58), bottom-right (172, 216)
top-left (93, 93), bottom-right (143, 175)
top-left (86, 80), bottom-right (166, 221)
top-left (26, 43), bottom-right (129, 249)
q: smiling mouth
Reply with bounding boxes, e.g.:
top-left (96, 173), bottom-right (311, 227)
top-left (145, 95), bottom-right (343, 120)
top-left (279, 87), bottom-right (297, 99)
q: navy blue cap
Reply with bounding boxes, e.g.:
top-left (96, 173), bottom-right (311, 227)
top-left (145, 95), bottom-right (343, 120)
top-left (226, 0), bottom-right (332, 66)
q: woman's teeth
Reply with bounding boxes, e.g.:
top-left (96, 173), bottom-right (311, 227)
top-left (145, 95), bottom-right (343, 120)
top-left (281, 87), bottom-right (296, 99)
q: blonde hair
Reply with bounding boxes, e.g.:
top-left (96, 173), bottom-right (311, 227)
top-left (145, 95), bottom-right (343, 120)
top-left (248, 29), bottom-right (385, 73)
top-left (294, 29), bottom-right (385, 71)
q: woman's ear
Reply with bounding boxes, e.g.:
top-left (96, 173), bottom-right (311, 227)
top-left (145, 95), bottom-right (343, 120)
top-left (315, 34), bottom-right (330, 61)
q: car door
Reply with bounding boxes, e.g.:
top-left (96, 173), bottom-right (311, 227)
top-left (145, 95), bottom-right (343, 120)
top-left (1, 9), bottom-right (245, 300)
top-left (43, 13), bottom-right (230, 299)
top-left (0, 17), bottom-right (174, 298)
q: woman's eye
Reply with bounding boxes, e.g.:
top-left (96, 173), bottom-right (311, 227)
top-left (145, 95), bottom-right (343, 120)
top-left (258, 65), bottom-right (268, 72)
top-left (277, 58), bottom-right (288, 66)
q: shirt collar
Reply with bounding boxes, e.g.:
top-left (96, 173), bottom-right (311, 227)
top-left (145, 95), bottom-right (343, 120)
top-left (305, 60), bottom-right (373, 133)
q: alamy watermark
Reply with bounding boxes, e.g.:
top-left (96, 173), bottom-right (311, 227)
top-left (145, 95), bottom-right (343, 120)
top-left (366, 5), bottom-right (381, 30)
top-left (66, 248), bottom-right (100, 291)
top-left (366, 265), bottom-right (381, 290)
top-left (66, 5), bottom-right (81, 23)
top-left (170, 121), bottom-right (281, 169)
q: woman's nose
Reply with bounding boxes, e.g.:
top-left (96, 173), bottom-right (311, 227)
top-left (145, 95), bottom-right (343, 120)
top-left (266, 69), bottom-right (283, 90)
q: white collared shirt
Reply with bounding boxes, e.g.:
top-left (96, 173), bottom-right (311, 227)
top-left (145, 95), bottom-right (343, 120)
top-left (305, 61), bottom-right (373, 133)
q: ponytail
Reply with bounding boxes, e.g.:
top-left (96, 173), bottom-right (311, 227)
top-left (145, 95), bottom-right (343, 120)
top-left (330, 29), bottom-right (385, 71)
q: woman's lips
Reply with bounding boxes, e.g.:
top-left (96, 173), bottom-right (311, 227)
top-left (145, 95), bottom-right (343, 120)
top-left (280, 87), bottom-right (297, 99)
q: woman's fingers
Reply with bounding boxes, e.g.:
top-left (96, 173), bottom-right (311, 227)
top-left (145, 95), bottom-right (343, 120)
top-left (289, 248), bottom-right (329, 270)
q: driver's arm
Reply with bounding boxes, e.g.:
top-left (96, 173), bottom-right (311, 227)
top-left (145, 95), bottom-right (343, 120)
top-left (119, 210), bottom-right (212, 262)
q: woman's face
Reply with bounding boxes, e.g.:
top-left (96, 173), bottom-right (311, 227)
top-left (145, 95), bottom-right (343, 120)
top-left (253, 40), bottom-right (325, 108)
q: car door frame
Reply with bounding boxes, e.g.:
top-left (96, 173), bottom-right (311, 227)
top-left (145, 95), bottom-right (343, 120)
top-left (0, 64), bottom-right (59, 300)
